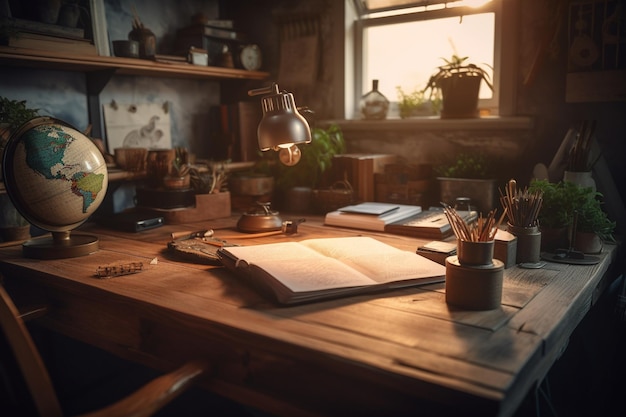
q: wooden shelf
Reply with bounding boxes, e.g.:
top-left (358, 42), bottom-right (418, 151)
top-left (0, 46), bottom-right (270, 80)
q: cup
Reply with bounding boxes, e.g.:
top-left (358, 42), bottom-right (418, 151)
top-left (507, 223), bottom-right (541, 264)
top-left (146, 149), bottom-right (175, 187)
top-left (112, 40), bottom-right (139, 58)
top-left (456, 239), bottom-right (494, 266)
top-left (114, 147), bottom-right (147, 171)
top-left (445, 256), bottom-right (504, 310)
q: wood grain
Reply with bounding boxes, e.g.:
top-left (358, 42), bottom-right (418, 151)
top-left (0, 216), bottom-right (619, 417)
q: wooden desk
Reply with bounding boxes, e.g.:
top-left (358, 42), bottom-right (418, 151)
top-left (0, 216), bottom-right (620, 417)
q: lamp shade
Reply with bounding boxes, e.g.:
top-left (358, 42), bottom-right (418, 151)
top-left (249, 83), bottom-right (311, 152)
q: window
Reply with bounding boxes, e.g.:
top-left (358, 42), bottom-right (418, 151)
top-left (350, 0), bottom-right (513, 119)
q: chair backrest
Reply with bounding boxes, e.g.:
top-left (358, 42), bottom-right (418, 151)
top-left (0, 284), bottom-right (64, 417)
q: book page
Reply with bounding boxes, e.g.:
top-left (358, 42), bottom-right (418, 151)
top-left (300, 237), bottom-right (445, 284)
top-left (226, 242), bottom-right (376, 292)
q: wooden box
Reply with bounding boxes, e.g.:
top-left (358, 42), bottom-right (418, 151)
top-left (149, 191), bottom-right (231, 224)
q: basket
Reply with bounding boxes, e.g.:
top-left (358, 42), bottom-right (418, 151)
top-left (312, 180), bottom-right (355, 214)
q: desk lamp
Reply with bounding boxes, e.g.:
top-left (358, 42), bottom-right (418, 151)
top-left (248, 83), bottom-right (311, 166)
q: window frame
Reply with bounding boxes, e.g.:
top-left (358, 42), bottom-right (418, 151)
top-left (348, 0), bottom-right (518, 120)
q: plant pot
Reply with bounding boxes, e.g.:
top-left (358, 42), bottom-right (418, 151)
top-left (229, 175), bottom-right (275, 197)
top-left (0, 225), bottom-right (30, 242)
top-left (438, 177), bottom-right (496, 215)
top-left (573, 231), bottom-right (603, 254)
top-left (36, 0), bottom-right (62, 24)
top-left (563, 170), bottom-right (596, 192)
top-left (439, 74), bottom-right (481, 119)
top-left (163, 174), bottom-right (190, 190)
top-left (539, 226), bottom-right (569, 252)
top-left (282, 187), bottom-right (312, 214)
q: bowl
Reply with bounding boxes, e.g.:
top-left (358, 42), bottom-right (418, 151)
top-left (112, 40), bottom-right (139, 58)
top-left (114, 147), bottom-right (148, 171)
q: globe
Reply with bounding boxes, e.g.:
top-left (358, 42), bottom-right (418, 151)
top-left (2, 117), bottom-right (108, 258)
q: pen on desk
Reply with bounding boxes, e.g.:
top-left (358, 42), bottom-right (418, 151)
top-left (193, 238), bottom-right (225, 247)
top-left (171, 230), bottom-right (213, 240)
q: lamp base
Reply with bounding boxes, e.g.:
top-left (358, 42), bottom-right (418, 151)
top-left (23, 233), bottom-right (99, 259)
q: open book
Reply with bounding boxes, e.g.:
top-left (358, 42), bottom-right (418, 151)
top-left (217, 236), bottom-right (445, 305)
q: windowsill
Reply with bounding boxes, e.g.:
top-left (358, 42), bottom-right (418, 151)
top-left (319, 116), bottom-right (534, 131)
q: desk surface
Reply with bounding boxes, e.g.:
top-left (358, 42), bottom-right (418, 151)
top-left (0, 215), bottom-right (619, 417)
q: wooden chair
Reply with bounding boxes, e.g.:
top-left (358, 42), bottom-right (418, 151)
top-left (0, 283), bottom-right (210, 417)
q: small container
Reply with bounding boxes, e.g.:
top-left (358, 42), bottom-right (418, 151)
top-left (189, 47), bottom-right (209, 66)
top-left (114, 147), bottom-right (147, 171)
top-left (360, 79), bottom-right (389, 120)
top-left (457, 239), bottom-right (494, 266)
top-left (112, 40), bottom-right (139, 58)
top-left (128, 27), bottom-right (156, 59)
top-left (445, 256), bottom-right (504, 310)
top-left (507, 223), bottom-right (542, 264)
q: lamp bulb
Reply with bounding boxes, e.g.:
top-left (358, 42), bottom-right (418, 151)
top-left (278, 145), bottom-right (301, 166)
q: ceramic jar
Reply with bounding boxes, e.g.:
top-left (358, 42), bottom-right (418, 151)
top-left (129, 27), bottom-right (156, 59)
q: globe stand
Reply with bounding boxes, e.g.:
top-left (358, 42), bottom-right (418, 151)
top-left (22, 231), bottom-right (99, 259)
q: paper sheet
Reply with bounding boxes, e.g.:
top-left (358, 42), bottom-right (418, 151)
top-left (103, 102), bottom-right (171, 152)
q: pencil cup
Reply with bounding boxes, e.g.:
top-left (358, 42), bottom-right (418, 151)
top-left (445, 256), bottom-right (504, 310)
top-left (507, 223), bottom-right (541, 264)
top-left (456, 240), bottom-right (494, 266)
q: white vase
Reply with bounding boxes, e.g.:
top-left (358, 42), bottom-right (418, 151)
top-left (563, 170), bottom-right (596, 192)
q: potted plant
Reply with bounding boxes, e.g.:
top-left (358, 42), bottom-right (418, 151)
top-left (436, 152), bottom-right (496, 214)
top-left (573, 189), bottom-right (616, 253)
top-left (163, 147), bottom-right (191, 189)
top-left (228, 156), bottom-right (276, 210)
top-left (266, 124), bottom-right (345, 212)
top-left (423, 54), bottom-right (493, 119)
top-left (0, 97), bottom-right (39, 241)
top-left (395, 86), bottom-right (440, 118)
top-left (528, 179), bottom-right (588, 251)
top-left (0, 96), bottom-right (40, 138)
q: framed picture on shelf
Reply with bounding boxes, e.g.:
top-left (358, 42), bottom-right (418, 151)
top-left (89, 0), bottom-right (110, 56)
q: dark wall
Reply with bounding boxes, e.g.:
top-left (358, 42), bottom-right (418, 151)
top-left (518, 0), bottom-right (626, 213)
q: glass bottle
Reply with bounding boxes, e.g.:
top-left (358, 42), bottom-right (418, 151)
top-left (360, 80), bottom-right (389, 120)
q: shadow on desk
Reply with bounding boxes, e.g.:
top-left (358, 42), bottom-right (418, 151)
top-left (513, 276), bottom-right (626, 417)
top-left (1, 324), bottom-right (269, 417)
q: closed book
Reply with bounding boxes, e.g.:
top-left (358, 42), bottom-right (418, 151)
top-left (7, 32), bottom-right (97, 55)
top-left (8, 17), bottom-right (85, 40)
top-left (416, 241), bottom-right (457, 265)
top-left (385, 208), bottom-right (478, 239)
top-left (324, 202), bottom-right (422, 232)
top-left (177, 23), bottom-right (247, 42)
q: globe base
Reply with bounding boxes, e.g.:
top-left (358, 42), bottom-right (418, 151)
top-left (23, 233), bottom-right (99, 259)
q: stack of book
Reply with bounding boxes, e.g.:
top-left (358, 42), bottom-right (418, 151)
top-left (332, 154), bottom-right (398, 202)
top-left (324, 202), bottom-right (478, 239)
top-left (174, 19), bottom-right (246, 65)
top-left (4, 17), bottom-right (96, 56)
